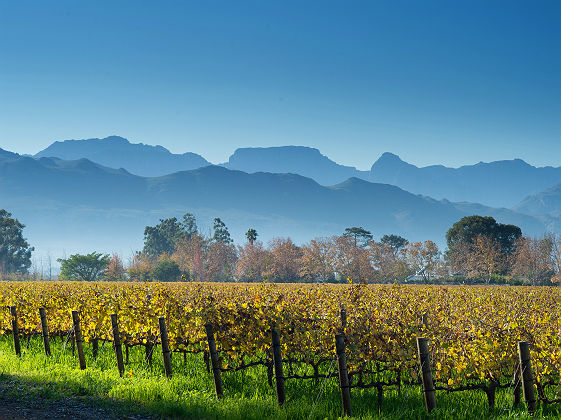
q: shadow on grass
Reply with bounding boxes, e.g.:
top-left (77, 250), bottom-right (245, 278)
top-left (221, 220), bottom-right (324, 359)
top-left (0, 372), bottom-right (154, 419)
top-left (3, 371), bottom-right (559, 420)
top-left (0, 370), bottom-right (292, 420)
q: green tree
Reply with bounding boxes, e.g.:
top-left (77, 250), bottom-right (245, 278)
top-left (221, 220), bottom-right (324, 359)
top-left (181, 213), bottom-right (198, 239)
top-left (446, 215), bottom-right (521, 255)
top-left (380, 234), bottom-right (408, 252)
top-left (446, 215), bottom-right (522, 279)
top-left (150, 257), bottom-right (181, 282)
top-left (0, 209), bottom-right (34, 273)
top-left (143, 213), bottom-right (199, 256)
top-left (143, 217), bottom-right (184, 256)
top-left (343, 227), bottom-right (373, 247)
top-left (213, 218), bottom-right (233, 244)
top-left (245, 228), bottom-right (258, 245)
top-left (57, 252), bottom-right (110, 282)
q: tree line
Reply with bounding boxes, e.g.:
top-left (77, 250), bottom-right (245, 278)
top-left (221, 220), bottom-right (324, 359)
top-left (1, 209), bottom-right (560, 285)
top-left (60, 214), bottom-right (561, 285)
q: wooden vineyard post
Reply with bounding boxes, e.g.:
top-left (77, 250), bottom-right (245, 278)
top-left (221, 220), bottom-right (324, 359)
top-left (335, 334), bottom-right (351, 417)
top-left (9, 306), bottom-right (21, 356)
top-left (158, 317), bottom-right (172, 378)
top-left (485, 383), bottom-right (496, 412)
top-left (92, 339), bottom-right (99, 359)
top-left (145, 342), bottom-right (154, 365)
top-left (518, 341), bottom-right (537, 412)
top-left (204, 324), bottom-right (224, 399)
top-left (110, 314), bottom-right (125, 377)
top-left (267, 358), bottom-right (274, 388)
top-left (71, 310), bottom-right (86, 370)
top-left (416, 337), bottom-right (436, 413)
top-left (204, 351), bottom-right (210, 372)
top-left (271, 328), bottom-right (286, 406)
top-left (39, 307), bottom-right (51, 356)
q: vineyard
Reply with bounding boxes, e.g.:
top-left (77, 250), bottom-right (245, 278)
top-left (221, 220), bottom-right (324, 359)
top-left (0, 281), bottom-right (560, 418)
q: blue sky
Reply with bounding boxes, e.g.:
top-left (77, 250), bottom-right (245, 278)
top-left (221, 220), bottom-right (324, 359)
top-left (0, 1), bottom-right (559, 170)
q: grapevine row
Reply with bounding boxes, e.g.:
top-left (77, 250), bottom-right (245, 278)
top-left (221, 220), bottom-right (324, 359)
top-left (0, 281), bottom-right (560, 412)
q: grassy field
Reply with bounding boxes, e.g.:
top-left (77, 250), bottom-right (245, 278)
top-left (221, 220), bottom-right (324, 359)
top-left (0, 335), bottom-right (559, 419)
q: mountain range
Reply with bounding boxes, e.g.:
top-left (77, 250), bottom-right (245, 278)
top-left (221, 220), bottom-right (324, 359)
top-left (221, 146), bottom-right (368, 186)
top-left (1, 137), bottom-right (560, 261)
top-left (514, 184), bottom-right (561, 217)
top-left (34, 137), bottom-right (561, 210)
top-left (370, 152), bottom-right (561, 208)
top-left (35, 136), bottom-right (210, 177)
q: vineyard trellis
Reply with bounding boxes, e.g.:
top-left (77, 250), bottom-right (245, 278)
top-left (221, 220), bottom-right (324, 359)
top-left (1, 281), bottom-right (560, 416)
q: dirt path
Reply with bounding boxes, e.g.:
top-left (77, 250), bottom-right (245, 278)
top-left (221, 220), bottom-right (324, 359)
top-left (0, 376), bottom-right (153, 420)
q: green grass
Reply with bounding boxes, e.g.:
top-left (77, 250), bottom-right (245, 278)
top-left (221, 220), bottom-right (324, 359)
top-left (0, 335), bottom-right (559, 419)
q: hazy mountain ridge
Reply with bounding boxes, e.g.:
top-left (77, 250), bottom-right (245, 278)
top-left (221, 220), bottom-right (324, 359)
top-left (221, 146), bottom-right (370, 185)
top-left (0, 147), bottom-right (21, 161)
top-left (370, 152), bottom-right (561, 208)
top-left (514, 184), bottom-right (561, 216)
top-left (35, 136), bottom-right (211, 177)
top-left (33, 136), bottom-right (561, 209)
top-left (0, 151), bottom-right (557, 259)
top-left (0, 155), bottom-right (145, 208)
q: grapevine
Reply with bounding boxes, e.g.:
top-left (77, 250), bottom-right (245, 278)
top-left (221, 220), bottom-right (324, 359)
top-left (0, 281), bottom-right (560, 403)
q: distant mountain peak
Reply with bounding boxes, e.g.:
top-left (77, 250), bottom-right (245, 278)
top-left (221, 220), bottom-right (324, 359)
top-left (370, 153), bottom-right (561, 208)
top-left (472, 158), bottom-right (531, 168)
top-left (511, 158), bottom-right (532, 168)
top-left (46, 136), bottom-right (171, 153)
top-left (514, 182), bottom-right (561, 216)
top-left (222, 145), bottom-right (369, 186)
top-left (334, 176), bottom-right (373, 187)
top-left (371, 152), bottom-right (413, 172)
top-left (330, 176), bottom-right (378, 191)
top-left (228, 145), bottom-right (323, 160)
top-left (34, 136), bottom-right (210, 177)
top-left (49, 135), bottom-right (129, 147)
top-left (0, 147), bottom-right (20, 161)
top-left (379, 151), bottom-right (404, 161)
top-left (100, 135), bottom-right (129, 143)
